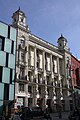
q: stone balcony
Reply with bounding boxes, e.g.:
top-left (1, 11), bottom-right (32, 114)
top-left (28, 65), bottom-right (34, 70)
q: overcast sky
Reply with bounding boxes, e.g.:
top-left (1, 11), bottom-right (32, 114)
top-left (0, 0), bottom-right (80, 59)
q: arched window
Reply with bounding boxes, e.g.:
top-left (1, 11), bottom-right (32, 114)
top-left (20, 36), bottom-right (25, 47)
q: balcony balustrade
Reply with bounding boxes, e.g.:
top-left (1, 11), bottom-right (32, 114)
top-left (19, 75), bottom-right (27, 81)
top-left (38, 68), bottom-right (43, 72)
top-left (46, 70), bottom-right (51, 74)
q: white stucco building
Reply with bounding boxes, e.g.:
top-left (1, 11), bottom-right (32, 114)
top-left (12, 8), bottom-right (72, 112)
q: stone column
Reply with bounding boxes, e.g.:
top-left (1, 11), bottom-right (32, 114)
top-left (25, 84), bottom-right (28, 107)
top-left (25, 45), bottom-right (28, 80)
top-left (15, 83), bottom-right (19, 108)
top-left (33, 84), bottom-right (38, 106)
top-left (44, 85), bottom-right (48, 110)
top-left (33, 85), bottom-right (36, 106)
top-left (50, 54), bottom-right (53, 82)
top-left (50, 54), bottom-right (53, 72)
top-left (57, 57), bottom-right (60, 75)
top-left (57, 57), bottom-right (61, 86)
top-left (19, 50), bottom-right (21, 62)
top-left (34, 46), bottom-right (37, 75)
top-left (43, 50), bottom-right (46, 79)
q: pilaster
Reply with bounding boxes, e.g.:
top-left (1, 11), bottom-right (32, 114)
top-left (43, 50), bottom-right (46, 78)
top-left (34, 46), bottom-right (37, 75)
top-left (25, 84), bottom-right (28, 107)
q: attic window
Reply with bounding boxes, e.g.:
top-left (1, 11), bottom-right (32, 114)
top-left (59, 43), bottom-right (62, 46)
top-left (21, 18), bottom-right (23, 22)
top-left (64, 42), bottom-right (66, 46)
top-left (14, 19), bottom-right (16, 22)
top-left (21, 39), bottom-right (25, 47)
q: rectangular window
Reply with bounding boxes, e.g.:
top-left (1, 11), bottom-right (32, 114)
top-left (0, 36), bottom-right (5, 51)
top-left (38, 87), bottom-right (41, 94)
top-left (21, 39), bottom-right (25, 47)
top-left (10, 27), bottom-right (16, 41)
top-left (10, 69), bottom-right (12, 84)
top-left (19, 84), bottom-right (24, 92)
top-left (9, 84), bottom-right (14, 100)
top-left (8, 26), bottom-right (10, 39)
top-left (0, 66), bottom-right (3, 82)
top-left (37, 61), bottom-right (39, 68)
top-left (21, 52), bottom-right (25, 62)
top-left (4, 83), bottom-right (9, 100)
top-left (2, 67), bottom-right (10, 84)
top-left (28, 86), bottom-right (32, 93)
top-left (0, 83), bottom-right (4, 100)
top-left (6, 53), bottom-right (9, 67)
top-left (11, 41), bottom-right (14, 54)
top-left (20, 67), bottom-right (24, 77)
top-left (4, 38), bottom-right (11, 53)
top-left (8, 54), bottom-right (15, 69)
top-left (0, 38), bottom-right (2, 50)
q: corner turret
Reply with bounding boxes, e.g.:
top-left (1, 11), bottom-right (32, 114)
top-left (12, 7), bottom-right (29, 30)
top-left (57, 34), bottom-right (69, 51)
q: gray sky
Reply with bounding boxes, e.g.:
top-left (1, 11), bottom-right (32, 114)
top-left (0, 0), bottom-right (80, 58)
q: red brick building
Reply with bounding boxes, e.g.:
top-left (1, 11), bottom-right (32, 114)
top-left (71, 54), bottom-right (80, 108)
top-left (71, 55), bottom-right (80, 87)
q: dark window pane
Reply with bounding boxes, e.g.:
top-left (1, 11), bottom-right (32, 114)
top-left (19, 84), bottom-right (24, 92)
top-left (11, 41), bottom-right (14, 54)
top-left (8, 26), bottom-right (10, 39)
top-left (0, 38), bottom-right (2, 50)
top-left (6, 53), bottom-right (9, 67)
top-left (28, 86), bottom-right (32, 93)
top-left (0, 36), bottom-right (5, 51)
top-left (0, 66), bottom-right (3, 82)
top-left (10, 69), bottom-right (12, 84)
top-left (4, 84), bottom-right (9, 100)
top-left (21, 52), bottom-right (25, 62)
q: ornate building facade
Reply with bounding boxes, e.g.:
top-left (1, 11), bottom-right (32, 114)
top-left (12, 8), bottom-right (72, 112)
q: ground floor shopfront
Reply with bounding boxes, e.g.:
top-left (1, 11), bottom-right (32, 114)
top-left (14, 82), bottom-right (73, 112)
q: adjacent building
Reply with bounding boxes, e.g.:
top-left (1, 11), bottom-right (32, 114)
top-left (0, 21), bottom-right (16, 115)
top-left (71, 55), bottom-right (80, 108)
top-left (11, 8), bottom-right (73, 112)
